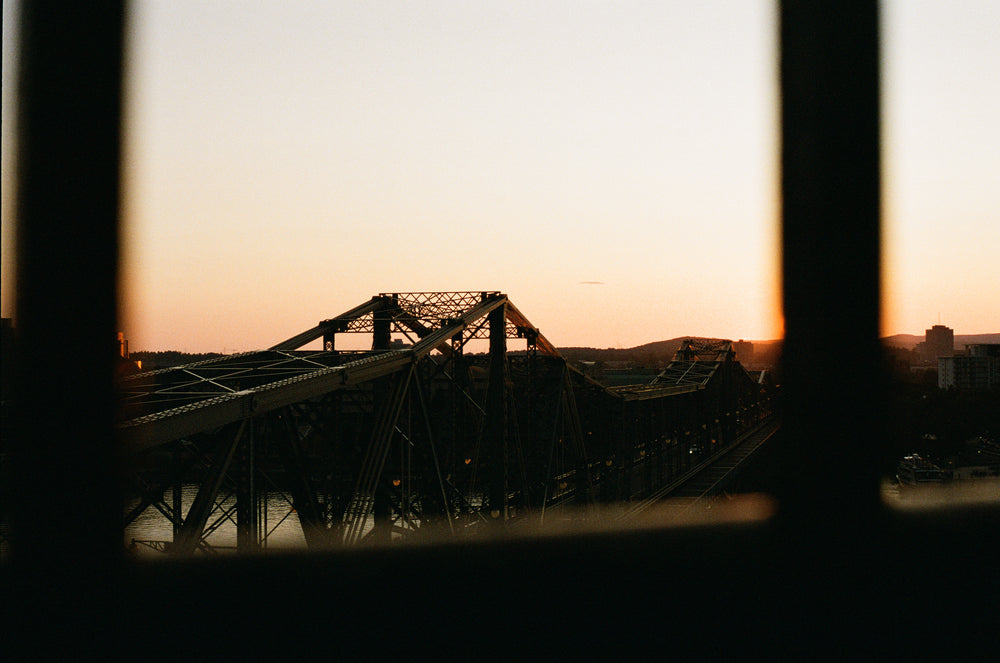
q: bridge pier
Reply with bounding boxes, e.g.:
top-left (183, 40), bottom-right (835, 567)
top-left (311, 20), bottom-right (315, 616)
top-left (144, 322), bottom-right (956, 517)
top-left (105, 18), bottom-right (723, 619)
top-left (485, 302), bottom-right (508, 523)
top-left (236, 420), bottom-right (259, 552)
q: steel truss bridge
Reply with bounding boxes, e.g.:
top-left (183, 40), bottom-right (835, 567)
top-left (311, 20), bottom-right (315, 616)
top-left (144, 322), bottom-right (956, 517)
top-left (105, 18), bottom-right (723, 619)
top-left (118, 292), bottom-right (775, 554)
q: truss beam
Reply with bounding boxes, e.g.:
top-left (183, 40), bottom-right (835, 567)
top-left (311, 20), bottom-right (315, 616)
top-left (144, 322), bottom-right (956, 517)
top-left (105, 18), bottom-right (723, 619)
top-left (119, 292), bottom-right (774, 551)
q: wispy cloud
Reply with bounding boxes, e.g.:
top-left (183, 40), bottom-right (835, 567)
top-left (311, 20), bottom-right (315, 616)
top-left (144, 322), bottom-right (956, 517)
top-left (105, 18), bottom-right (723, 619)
top-left (579, 281), bottom-right (605, 285)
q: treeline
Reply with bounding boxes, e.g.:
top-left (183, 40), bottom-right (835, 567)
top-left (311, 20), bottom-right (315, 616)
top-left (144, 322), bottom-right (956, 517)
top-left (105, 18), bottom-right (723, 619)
top-left (558, 347), bottom-right (676, 369)
top-left (131, 351), bottom-right (224, 371)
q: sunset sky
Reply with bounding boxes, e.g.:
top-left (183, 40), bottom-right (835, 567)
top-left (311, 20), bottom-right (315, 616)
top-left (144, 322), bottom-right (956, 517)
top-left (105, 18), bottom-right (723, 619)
top-left (2, 2), bottom-right (997, 352)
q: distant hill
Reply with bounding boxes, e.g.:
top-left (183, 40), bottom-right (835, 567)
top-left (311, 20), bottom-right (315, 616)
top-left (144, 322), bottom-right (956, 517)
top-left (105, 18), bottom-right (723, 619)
top-left (881, 333), bottom-right (1000, 351)
top-left (956, 333), bottom-right (1000, 347)
top-left (629, 337), bottom-right (688, 355)
top-left (881, 334), bottom-right (922, 350)
top-left (558, 331), bottom-right (999, 369)
top-left (557, 336), bottom-right (782, 368)
top-left (557, 337), bottom-right (688, 366)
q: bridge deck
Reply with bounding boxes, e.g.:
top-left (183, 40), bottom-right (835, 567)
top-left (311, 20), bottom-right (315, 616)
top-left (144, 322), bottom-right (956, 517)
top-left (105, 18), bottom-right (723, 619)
top-left (622, 418), bottom-right (780, 520)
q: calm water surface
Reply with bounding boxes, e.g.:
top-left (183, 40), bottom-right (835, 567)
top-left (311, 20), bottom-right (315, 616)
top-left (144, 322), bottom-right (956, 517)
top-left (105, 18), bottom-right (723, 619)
top-left (125, 485), bottom-right (307, 556)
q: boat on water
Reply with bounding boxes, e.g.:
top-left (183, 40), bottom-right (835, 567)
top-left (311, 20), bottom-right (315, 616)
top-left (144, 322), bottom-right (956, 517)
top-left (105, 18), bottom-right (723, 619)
top-left (895, 454), bottom-right (949, 487)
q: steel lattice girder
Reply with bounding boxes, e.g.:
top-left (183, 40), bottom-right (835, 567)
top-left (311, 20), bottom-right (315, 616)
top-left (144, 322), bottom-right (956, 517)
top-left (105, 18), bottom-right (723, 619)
top-left (118, 293), bottom-right (560, 453)
top-left (268, 292), bottom-right (552, 350)
top-left (118, 292), bottom-right (773, 550)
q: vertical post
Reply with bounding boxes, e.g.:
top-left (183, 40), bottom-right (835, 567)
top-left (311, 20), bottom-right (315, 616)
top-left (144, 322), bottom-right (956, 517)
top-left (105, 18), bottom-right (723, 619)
top-left (524, 328), bottom-right (538, 489)
top-left (8, 7), bottom-right (126, 652)
top-left (368, 297), bottom-right (395, 540)
top-left (277, 408), bottom-right (327, 549)
top-left (485, 302), bottom-right (507, 521)
top-left (778, 1), bottom-right (884, 523)
top-left (561, 369), bottom-right (591, 506)
top-left (373, 296), bottom-right (392, 351)
top-left (173, 451), bottom-right (184, 541)
top-left (9, 0), bottom-right (126, 580)
top-left (450, 329), bottom-right (464, 495)
top-left (236, 419), bottom-right (259, 552)
top-left (364, 368), bottom-right (410, 545)
top-left (371, 482), bottom-right (393, 544)
top-left (170, 422), bottom-right (244, 554)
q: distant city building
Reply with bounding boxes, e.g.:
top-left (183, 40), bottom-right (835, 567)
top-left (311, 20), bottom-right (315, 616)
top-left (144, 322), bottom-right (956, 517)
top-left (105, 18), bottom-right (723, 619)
top-left (922, 324), bottom-right (954, 363)
top-left (117, 332), bottom-right (142, 373)
top-left (118, 332), bottom-right (130, 358)
top-left (938, 344), bottom-right (1000, 390)
top-left (967, 344), bottom-right (1000, 359)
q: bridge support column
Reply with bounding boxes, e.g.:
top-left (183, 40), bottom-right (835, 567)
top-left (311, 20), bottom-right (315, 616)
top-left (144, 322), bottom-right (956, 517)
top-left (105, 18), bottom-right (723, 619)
top-left (371, 482), bottom-right (393, 544)
top-left (278, 408), bottom-right (327, 549)
top-left (343, 367), bottom-right (413, 545)
top-left (236, 419), bottom-right (259, 552)
top-left (368, 377), bottom-right (394, 545)
top-left (171, 422), bottom-right (244, 554)
top-left (172, 450), bottom-right (184, 542)
top-left (561, 368), bottom-right (590, 507)
top-left (373, 295), bottom-right (393, 351)
top-left (485, 302), bottom-right (507, 522)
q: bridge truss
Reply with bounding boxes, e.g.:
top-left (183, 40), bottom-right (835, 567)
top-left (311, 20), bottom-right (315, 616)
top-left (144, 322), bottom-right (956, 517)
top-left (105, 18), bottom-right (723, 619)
top-left (118, 292), bottom-right (773, 553)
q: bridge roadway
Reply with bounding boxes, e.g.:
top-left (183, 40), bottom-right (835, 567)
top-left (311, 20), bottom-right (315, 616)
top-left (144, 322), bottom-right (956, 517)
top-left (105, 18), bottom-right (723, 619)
top-left (620, 417), bottom-right (780, 521)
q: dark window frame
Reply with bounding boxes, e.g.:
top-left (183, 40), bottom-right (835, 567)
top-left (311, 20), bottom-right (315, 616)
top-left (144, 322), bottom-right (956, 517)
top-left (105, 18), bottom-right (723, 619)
top-left (4, 2), bottom-right (997, 658)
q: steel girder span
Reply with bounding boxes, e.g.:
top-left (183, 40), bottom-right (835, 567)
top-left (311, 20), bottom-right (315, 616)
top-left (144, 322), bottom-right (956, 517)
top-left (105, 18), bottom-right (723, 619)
top-left (118, 293), bottom-right (772, 554)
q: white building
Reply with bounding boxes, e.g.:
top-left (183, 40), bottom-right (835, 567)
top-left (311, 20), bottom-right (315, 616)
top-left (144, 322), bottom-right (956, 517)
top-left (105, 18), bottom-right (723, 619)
top-left (938, 344), bottom-right (1000, 390)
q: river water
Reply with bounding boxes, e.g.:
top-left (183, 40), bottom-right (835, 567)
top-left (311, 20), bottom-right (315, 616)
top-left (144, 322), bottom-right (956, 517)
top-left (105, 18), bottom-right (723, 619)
top-left (124, 485), bottom-right (308, 556)
top-left (115, 477), bottom-right (1000, 558)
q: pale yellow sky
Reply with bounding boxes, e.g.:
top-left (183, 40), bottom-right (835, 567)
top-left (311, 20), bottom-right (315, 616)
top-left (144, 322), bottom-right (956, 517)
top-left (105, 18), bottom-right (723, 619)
top-left (3, 2), bottom-right (998, 352)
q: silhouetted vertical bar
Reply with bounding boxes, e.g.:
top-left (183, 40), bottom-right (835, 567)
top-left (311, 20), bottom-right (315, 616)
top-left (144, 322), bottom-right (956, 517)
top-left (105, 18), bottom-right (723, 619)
top-left (369, 300), bottom-right (395, 543)
top-left (9, 0), bottom-right (126, 649)
top-left (373, 298), bottom-right (391, 351)
top-left (236, 421), bottom-right (259, 552)
top-left (486, 303), bottom-right (507, 521)
top-left (12, 0), bottom-right (125, 564)
top-left (278, 409), bottom-right (327, 548)
top-left (173, 453), bottom-right (184, 540)
top-left (778, 1), bottom-right (884, 523)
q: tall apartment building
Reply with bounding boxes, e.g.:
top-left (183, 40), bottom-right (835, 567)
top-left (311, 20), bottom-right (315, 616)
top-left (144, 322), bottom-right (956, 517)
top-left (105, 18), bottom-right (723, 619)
top-left (923, 324), bottom-right (954, 362)
top-left (939, 344), bottom-right (1000, 390)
